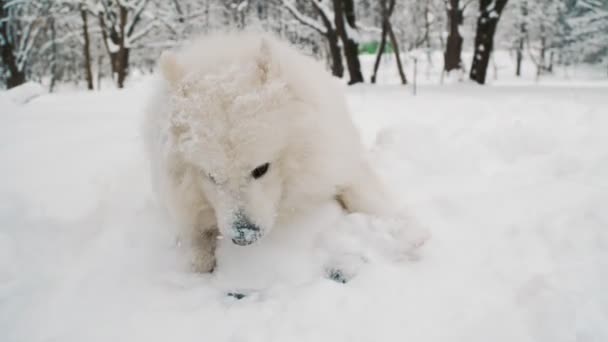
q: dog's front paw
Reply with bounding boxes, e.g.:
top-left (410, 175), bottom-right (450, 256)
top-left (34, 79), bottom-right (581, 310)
top-left (319, 212), bottom-right (430, 267)
top-left (190, 250), bottom-right (216, 273)
top-left (378, 216), bottom-right (430, 260)
top-left (323, 252), bottom-right (368, 284)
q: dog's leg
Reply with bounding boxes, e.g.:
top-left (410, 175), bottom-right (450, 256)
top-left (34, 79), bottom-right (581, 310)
top-left (333, 163), bottom-right (429, 274)
top-left (190, 227), bottom-right (219, 273)
top-left (339, 162), bottom-right (430, 250)
top-left (338, 163), bottom-right (398, 217)
top-left (181, 208), bottom-right (220, 273)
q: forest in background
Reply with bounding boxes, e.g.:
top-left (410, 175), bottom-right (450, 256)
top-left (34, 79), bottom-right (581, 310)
top-left (0, 0), bottom-right (606, 90)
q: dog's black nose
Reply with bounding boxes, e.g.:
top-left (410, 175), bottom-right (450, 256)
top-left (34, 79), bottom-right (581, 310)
top-left (231, 211), bottom-right (261, 246)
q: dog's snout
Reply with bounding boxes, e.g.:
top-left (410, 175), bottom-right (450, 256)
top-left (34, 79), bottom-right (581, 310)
top-left (231, 211), bottom-right (262, 246)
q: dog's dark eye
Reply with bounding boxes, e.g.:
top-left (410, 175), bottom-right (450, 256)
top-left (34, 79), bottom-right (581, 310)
top-left (251, 163), bottom-right (270, 179)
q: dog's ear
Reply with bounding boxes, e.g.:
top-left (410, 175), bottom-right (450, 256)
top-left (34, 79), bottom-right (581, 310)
top-left (159, 50), bottom-right (184, 86)
top-left (256, 38), bottom-right (279, 83)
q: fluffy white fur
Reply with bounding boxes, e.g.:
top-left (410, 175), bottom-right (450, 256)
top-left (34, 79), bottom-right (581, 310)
top-left (145, 32), bottom-right (400, 272)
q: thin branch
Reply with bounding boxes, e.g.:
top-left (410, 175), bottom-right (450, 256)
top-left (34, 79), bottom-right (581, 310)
top-left (126, 0), bottom-right (148, 37)
top-left (281, 0), bottom-right (327, 35)
top-left (126, 20), bottom-right (155, 45)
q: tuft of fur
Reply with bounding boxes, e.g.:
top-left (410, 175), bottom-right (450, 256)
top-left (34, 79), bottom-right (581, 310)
top-left (144, 32), bottom-right (400, 272)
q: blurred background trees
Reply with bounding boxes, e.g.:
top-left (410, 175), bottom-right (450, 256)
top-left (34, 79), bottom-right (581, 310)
top-left (1, 0), bottom-right (606, 90)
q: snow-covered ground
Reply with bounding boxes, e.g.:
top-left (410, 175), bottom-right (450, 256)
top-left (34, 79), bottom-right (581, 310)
top-left (1, 80), bottom-right (607, 342)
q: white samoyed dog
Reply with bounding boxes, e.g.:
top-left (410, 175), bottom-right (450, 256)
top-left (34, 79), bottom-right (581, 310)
top-left (145, 32), bottom-right (415, 272)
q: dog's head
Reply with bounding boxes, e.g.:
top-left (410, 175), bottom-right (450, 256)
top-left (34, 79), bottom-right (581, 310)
top-left (160, 38), bottom-right (295, 246)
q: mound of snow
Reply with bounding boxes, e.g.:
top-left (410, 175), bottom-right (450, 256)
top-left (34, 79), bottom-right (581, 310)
top-left (3, 82), bottom-right (45, 105)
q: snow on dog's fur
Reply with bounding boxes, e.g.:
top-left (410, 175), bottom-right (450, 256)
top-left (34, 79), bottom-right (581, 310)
top-left (145, 32), bottom-right (408, 272)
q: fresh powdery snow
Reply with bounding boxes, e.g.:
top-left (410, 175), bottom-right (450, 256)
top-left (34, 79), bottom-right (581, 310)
top-left (1, 81), bottom-right (607, 342)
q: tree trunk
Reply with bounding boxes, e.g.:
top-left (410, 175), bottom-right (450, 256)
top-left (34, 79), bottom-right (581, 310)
top-left (283, 0), bottom-right (344, 78)
top-left (97, 53), bottom-right (103, 90)
top-left (370, 0), bottom-right (406, 85)
top-left (81, 5), bottom-right (94, 90)
top-left (99, 4), bottom-right (130, 89)
top-left (116, 4), bottom-right (129, 88)
top-left (313, 3), bottom-right (344, 78)
top-left (371, 20), bottom-right (388, 84)
top-left (538, 23), bottom-right (546, 77)
top-left (515, 1), bottom-right (527, 77)
top-left (470, 0), bottom-right (509, 84)
top-left (516, 36), bottom-right (524, 76)
top-left (287, 0), bottom-right (345, 78)
top-left (0, 0), bottom-right (25, 89)
top-left (387, 21), bottom-right (407, 84)
top-left (116, 48), bottom-right (129, 88)
top-left (333, 0), bottom-right (363, 84)
top-left (371, 0), bottom-right (393, 84)
top-left (444, 0), bottom-right (463, 72)
top-left (424, 0), bottom-right (433, 65)
top-left (49, 16), bottom-right (57, 93)
top-left (327, 30), bottom-right (344, 77)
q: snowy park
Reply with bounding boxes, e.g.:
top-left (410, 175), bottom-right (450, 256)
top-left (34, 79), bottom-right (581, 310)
top-left (2, 1), bottom-right (608, 342)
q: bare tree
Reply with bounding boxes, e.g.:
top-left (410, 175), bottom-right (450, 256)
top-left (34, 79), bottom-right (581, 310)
top-left (371, 0), bottom-right (407, 84)
top-left (80, 2), bottom-right (94, 90)
top-left (96, 0), bottom-right (154, 88)
top-left (48, 13), bottom-right (58, 92)
top-left (282, 0), bottom-right (344, 77)
top-left (515, 0), bottom-right (527, 76)
top-left (229, 0), bottom-right (250, 28)
top-left (443, 0), bottom-right (464, 72)
top-left (470, 0), bottom-right (510, 84)
top-left (333, 0), bottom-right (364, 84)
top-left (0, 0), bottom-right (44, 88)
